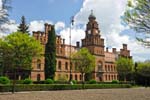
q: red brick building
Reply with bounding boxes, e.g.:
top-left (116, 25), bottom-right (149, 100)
top-left (31, 12), bottom-right (132, 82)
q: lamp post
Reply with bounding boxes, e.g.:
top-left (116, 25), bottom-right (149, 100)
top-left (69, 16), bottom-right (74, 82)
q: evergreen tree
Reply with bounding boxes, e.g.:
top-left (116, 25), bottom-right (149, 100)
top-left (18, 16), bottom-right (29, 34)
top-left (44, 25), bottom-right (56, 79)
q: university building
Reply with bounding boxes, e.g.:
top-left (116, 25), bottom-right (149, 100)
top-left (31, 12), bottom-right (132, 82)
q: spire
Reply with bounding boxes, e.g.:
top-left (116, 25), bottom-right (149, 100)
top-left (88, 10), bottom-right (96, 20)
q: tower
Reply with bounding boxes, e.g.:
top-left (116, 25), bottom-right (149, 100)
top-left (82, 10), bottom-right (105, 56)
top-left (82, 11), bottom-right (105, 81)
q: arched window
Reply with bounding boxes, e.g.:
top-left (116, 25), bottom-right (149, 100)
top-left (105, 65), bottom-right (107, 72)
top-left (75, 74), bottom-right (78, 80)
top-left (98, 61), bottom-right (102, 72)
top-left (58, 61), bottom-right (61, 70)
top-left (37, 74), bottom-right (41, 81)
top-left (105, 75), bottom-right (107, 81)
top-left (37, 59), bottom-right (41, 69)
top-left (80, 75), bottom-right (82, 80)
top-left (108, 65), bottom-right (110, 71)
top-left (65, 62), bottom-right (68, 70)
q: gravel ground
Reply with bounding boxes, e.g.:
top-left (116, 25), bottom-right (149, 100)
top-left (0, 88), bottom-right (150, 100)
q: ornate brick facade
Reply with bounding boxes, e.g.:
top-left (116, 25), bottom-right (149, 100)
top-left (31, 12), bottom-right (132, 82)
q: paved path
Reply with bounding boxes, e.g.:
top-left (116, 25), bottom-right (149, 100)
top-left (0, 88), bottom-right (150, 100)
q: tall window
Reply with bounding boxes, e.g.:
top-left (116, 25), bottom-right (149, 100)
top-left (37, 59), bottom-right (41, 69)
top-left (65, 62), bottom-right (68, 70)
top-left (80, 75), bottom-right (82, 80)
top-left (108, 65), bottom-right (110, 71)
top-left (37, 74), bottom-right (41, 81)
top-left (58, 61), bottom-right (61, 70)
top-left (75, 74), bottom-right (78, 80)
top-left (105, 65), bottom-right (107, 72)
top-left (98, 62), bottom-right (102, 72)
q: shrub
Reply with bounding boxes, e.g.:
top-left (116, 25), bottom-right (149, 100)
top-left (71, 80), bottom-right (77, 84)
top-left (0, 76), bottom-right (10, 84)
top-left (89, 79), bottom-right (97, 84)
top-left (23, 78), bottom-right (32, 84)
top-left (44, 79), bottom-right (54, 84)
top-left (111, 80), bottom-right (119, 84)
top-left (0, 84), bottom-right (132, 92)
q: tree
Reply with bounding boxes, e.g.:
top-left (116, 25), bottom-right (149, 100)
top-left (18, 16), bottom-right (29, 34)
top-left (0, 32), bottom-right (43, 75)
top-left (116, 57), bottom-right (134, 81)
top-left (136, 61), bottom-right (150, 86)
top-left (0, 0), bottom-right (11, 31)
top-left (123, 0), bottom-right (150, 47)
top-left (72, 48), bottom-right (95, 86)
top-left (0, 32), bottom-right (43, 93)
top-left (44, 25), bottom-right (56, 80)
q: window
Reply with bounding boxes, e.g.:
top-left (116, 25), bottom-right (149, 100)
top-left (37, 74), bottom-right (41, 81)
top-left (37, 59), bottom-right (41, 69)
top-left (98, 62), bottom-right (102, 72)
top-left (75, 75), bottom-right (78, 80)
top-left (65, 62), bottom-right (68, 70)
top-left (105, 75), bottom-right (107, 81)
top-left (80, 75), bottom-right (82, 80)
top-left (105, 65), bottom-right (107, 72)
top-left (58, 61), bottom-right (61, 70)
top-left (108, 65), bottom-right (110, 71)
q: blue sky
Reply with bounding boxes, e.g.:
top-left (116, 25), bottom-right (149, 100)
top-left (9, 0), bottom-right (83, 25)
top-left (0, 0), bottom-right (150, 61)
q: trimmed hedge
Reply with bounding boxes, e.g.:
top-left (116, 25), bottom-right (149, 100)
top-left (88, 80), bottom-right (97, 84)
top-left (111, 80), bottom-right (119, 84)
top-left (0, 76), bottom-right (10, 84)
top-left (44, 79), bottom-right (54, 84)
top-left (0, 84), bottom-right (131, 92)
top-left (23, 79), bottom-right (33, 84)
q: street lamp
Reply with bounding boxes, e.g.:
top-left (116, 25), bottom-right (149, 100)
top-left (69, 16), bottom-right (74, 82)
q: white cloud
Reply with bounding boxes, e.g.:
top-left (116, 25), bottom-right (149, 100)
top-left (55, 21), bottom-right (65, 31)
top-left (59, 27), bottom-right (85, 46)
top-left (69, 0), bottom-right (150, 61)
top-left (0, 20), bottom-right (18, 37)
top-left (29, 20), bottom-right (53, 34)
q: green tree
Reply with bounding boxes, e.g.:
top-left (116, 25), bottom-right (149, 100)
top-left (123, 0), bottom-right (150, 47)
top-left (0, 32), bottom-right (42, 71)
top-left (72, 48), bottom-right (95, 86)
top-left (135, 61), bottom-right (150, 86)
top-left (137, 62), bottom-right (150, 77)
top-left (44, 25), bottom-right (56, 80)
top-left (18, 16), bottom-right (29, 34)
top-left (116, 57), bottom-right (134, 81)
top-left (0, 32), bottom-right (43, 93)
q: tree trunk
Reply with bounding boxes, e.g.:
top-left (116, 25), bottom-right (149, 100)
top-left (12, 68), bottom-right (16, 94)
top-left (81, 72), bottom-right (85, 89)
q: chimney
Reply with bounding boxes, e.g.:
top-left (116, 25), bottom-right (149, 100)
top-left (106, 47), bottom-right (109, 52)
top-left (63, 39), bottom-right (65, 44)
top-left (76, 41), bottom-right (80, 48)
top-left (123, 44), bottom-right (127, 50)
top-left (112, 48), bottom-right (116, 53)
